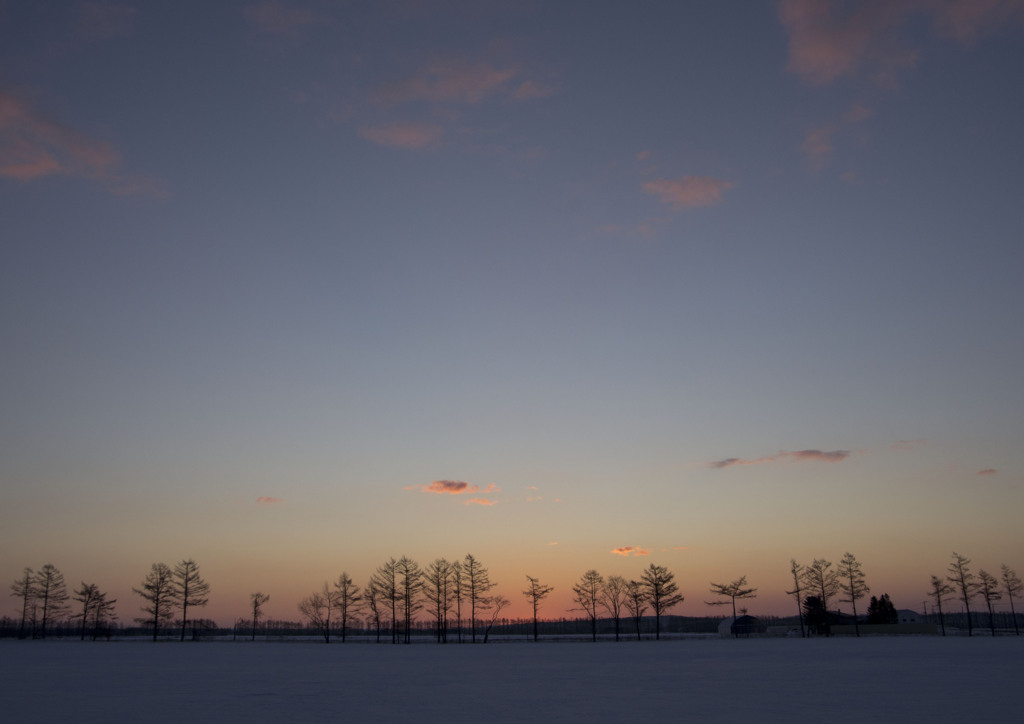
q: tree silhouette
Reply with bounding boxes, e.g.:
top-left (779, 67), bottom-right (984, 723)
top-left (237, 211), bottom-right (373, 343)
top-left (928, 575), bottom-right (955, 635)
top-left (706, 576), bottom-right (758, 637)
top-left (522, 575), bottom-right (554, 642)
top-left (624, 580), bottom-right (648, 640)
top-left (250, 592), bottom-right (270, 641)
top-left (977, 569), bottom-right (1002, 637)
top-left (462, 554), bottom-right (494, 643)
top-left (364, 578), bottom-right (383, 643)
top-left (640, 564), bottom-right (683, 640)
top-left (866, 593), bottom-right (897, 624)
top-left (837, 553), bottom-right (869, 637)
top-left (803, 595), bottom-right (827, 634)
top-left (90, 591), bottom-right (117, 640)
top-left (10, 567), bottom-right (35, 639)
top-left (802, 559), bottom-right (839, 636)
top-left (785, 560), bottom-right (806, 637)
top-left (333, 573), bottom-right (361, 643)
top-left (601, 575), bottom-right (628, 642)
top-left (1000, 564), bottom-right (1022, 636)
top-left (947, 552), bottom-right (979, 636)
top-left (423, 558), bottom-right (456, 642)
top-left (298, 584), bottom-right (335, 643)
top-left (396, 556), bottom-right (422, 644)
top-left (172, 559), bottom-right (211, 641)
top-left (482, 595), bottom-right (510, 643)
top-left (572, 570), bottom-right (604, 642)
top-left (134, 563), bottom-right (174, 641)
top-left (34, 564), bottom-right (68, 640)
top-left (73, 582), bottom-right (102, 640)
top-left (371, 558), bottom-right (399, 644)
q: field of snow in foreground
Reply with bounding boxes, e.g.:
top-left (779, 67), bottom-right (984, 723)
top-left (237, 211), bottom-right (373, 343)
top-left (2, 637), bottom-right (1020, 723)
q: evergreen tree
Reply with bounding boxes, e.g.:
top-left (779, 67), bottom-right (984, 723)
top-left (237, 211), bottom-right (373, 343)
top-left (802, 559), bottom-right (839, 636)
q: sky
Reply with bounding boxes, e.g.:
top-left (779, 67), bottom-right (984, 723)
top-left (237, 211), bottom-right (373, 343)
top-left (2, 0), bottom-right (1023, 626)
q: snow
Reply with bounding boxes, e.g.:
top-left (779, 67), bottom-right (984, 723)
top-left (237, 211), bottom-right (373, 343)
top-left (2, 637), bottom-right (1020, 723)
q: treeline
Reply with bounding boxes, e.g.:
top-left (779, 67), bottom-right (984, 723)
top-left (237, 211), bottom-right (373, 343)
top-left (7, 551), bottom-right (1022, 642)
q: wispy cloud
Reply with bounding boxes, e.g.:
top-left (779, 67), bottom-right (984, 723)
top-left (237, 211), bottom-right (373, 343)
top-left (892, 439), bottom-right (927, 451)
top-left (710, 449), bottom-right (852, 469)
top-left (977, 468), bottom-right (997, 476)
top-left (75, 2), bottom-right (136, 42)
top-left (358, 122), bottom-right (443, 149)
top-left (244, 1), bottom-right (317, 41)
top-left (611, 546), bottom-right (651, 557)
top-left (465, 497), bottom-right (497, 506)
top-left (256, 496), bottom-right (284, 504)
top-left (371, 59), bottom-right (522, 106)
top-left (406, 480), bottom-right (499, 496)
top-left (643, 176), bottom-right (734, 210)
top-left (780, 0), bottom-right (1024, 86)
top-left (0, 86), bottom-right (162, 196)
top-left (802, 103), bottom-right (872, 169)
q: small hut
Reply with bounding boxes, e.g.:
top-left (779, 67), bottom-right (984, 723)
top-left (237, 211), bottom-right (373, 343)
top-left (718, 615), bottom-right (767, 638)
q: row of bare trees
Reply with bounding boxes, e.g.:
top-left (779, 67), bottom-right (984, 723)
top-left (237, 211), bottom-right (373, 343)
top-left (132, 559), bottom-right (211, 641)
top-left (296, 554), bottom-right (510, 644)
top-left (9, 564), bottom-right (117, 640)
top-left (785, 552), bottom-right (1022, 637)
top-left (569, 564), bottom-right (688, 641)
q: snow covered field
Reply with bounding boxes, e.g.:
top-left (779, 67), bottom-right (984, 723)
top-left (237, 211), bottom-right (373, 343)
top-left (3, 637), bottom-right (1020, 723)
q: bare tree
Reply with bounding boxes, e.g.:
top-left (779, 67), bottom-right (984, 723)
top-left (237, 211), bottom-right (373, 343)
top-left (522, 575), bottom-right (554, 642)
top-left (333, 573), bottom-right (361, 643)
top-left (837, 553), bottom-right (869, 637)
top-left (928, 574), bottom-right (955, 636)
top-left (947, 552), bottom-right (979, 636)
top-left (423, 558), bottom-right (456, 642)
top-left (451, 560), bottom-right (464, 643)
top-left (482, 595), bottom-right (510, 643)
top-left (625, 579), bottom-right (648, 640)
top-left (462, 554), bottom-right (495, 643)
top-left (641, 563), bottom-right (684, 640)
top-left (707, 576), bottom-right (758, 637)
top-left (73, 582), bottom-right (101, 640)
top-left (1001, 564), bottom-right (1022, 636)
top-left (33, 564), bottom-right (69, 640)
top-left (600, 575), bottom-right (628, 642)
top-left (371, 558), bottom-right (399, 644)
top-left (977, 569), bottom-right (1002, 636)
top-left (364, 578), bottom-right (383, 643)
top-left (172, 559), bottom-right (211, 641)
top-left (134, 563), bottom-right (175, 641)
top-left (396, 556), bottom-right (423, 644)
top-left (572, 570), bottom-right (604, 642)
top-left (90, 591), bottom-right (117, 640)
top-left (298, 584), bottom-right (336, 643)
top-left (785, 560), bottom-right (806, 637)
top-left (802, 559), bottom-right (839, 636)
top-left (10, 567), bottom-right (35, 639)
top-left (250, 592), bottom-right (270, 641)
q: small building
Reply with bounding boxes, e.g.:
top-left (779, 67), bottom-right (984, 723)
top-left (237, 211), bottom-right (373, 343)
top-left (895, 609), bottom-right (921, 624)
top-left (718, 615), bottom-right (767, 638)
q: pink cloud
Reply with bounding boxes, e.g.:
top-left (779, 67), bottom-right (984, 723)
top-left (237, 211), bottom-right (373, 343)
top-left (512, 80), bottom-right (557, 101)
top-left (465, 497), bottom-right (497, 506)
top-left (779, 0), bottom-right (916, 86)
top-left (407, 480), bottom-right (499, 496)
top-left (892, 439), bottom-right (927, 451)
top-left (710, 449), bottom-right (851, 469)
top-left (358, 122), bottom-right (443, 149)
top-left (76, 2), bottom-right (136, 42)
top-left (977, 468), bottom-right (997, 476)
top-left (643, 176), bottom-right (734, 210)
top-left (611, 546), bottom-right (650, 557)
top-left (256, 496), bottom-right (284, 504)
top-left (244, 1), bottom-right (317, 39)
top-left (372, 60), bottom-right (518, 106)
top-left (928, 0), bottom-right (1024, 43)
top-left (0, 86), bottom-right (158, 196)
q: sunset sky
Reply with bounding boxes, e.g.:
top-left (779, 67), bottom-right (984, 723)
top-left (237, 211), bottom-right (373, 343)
top-left (3, 0), bottom-right (1023, 626)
